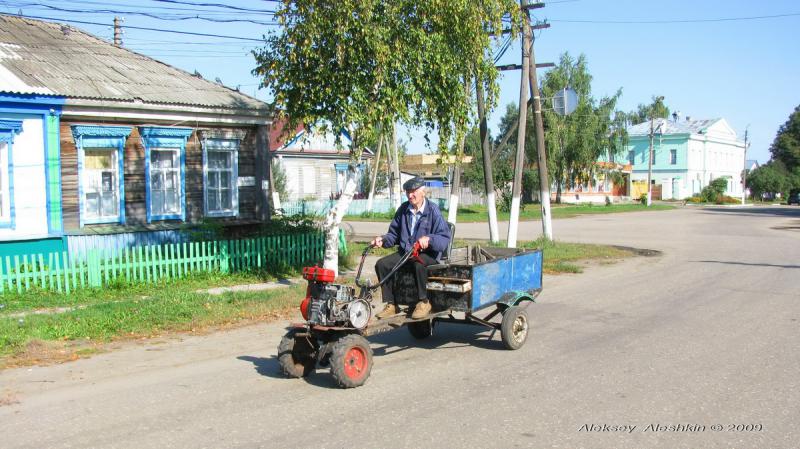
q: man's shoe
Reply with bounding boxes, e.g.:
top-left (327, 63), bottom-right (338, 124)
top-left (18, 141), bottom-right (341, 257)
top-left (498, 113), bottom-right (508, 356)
top-left (376, 303), bottom-right (400, 319)
top-left (411, 300), bottom-right (432, 319)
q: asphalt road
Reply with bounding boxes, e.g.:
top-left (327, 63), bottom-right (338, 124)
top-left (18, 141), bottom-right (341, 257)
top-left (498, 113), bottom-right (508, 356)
top-left (1, 206), bottom-right (798, 449)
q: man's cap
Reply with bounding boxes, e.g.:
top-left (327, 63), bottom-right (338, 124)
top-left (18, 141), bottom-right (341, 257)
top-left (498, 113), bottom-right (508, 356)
top-left (403, 176), bottom-right (425, 191)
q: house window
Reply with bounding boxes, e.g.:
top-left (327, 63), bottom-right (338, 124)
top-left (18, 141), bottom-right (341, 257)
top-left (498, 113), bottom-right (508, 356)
top-left (0, 120), bottom-right (23, 227)
top-left (0, 142), bottom-right (10, 222)
top-left (628, 150), bottom-right (635, 165)
top-left (84, 149), bottom-right (119, 220)
top-left (140, 127), bottom-right (193, 222)
top-left (201, 136), bottom-right (240, 217)
top-left (71, 125), bottom-right (131, 226)
top-left (150, 149), bottom-right (181, 217)
top-left (670, 149), bottom-right (677, 165)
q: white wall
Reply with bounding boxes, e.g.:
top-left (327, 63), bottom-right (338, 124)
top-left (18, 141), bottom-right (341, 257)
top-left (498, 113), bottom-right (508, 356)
top-left (687, 135), bottom-right (745, 196)
top-left (0, 116), bottom-right (48, 239)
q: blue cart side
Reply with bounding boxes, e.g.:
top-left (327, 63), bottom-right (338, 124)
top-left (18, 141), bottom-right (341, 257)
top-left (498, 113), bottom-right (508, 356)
top-left (471, 249), bottom-right (543, 311)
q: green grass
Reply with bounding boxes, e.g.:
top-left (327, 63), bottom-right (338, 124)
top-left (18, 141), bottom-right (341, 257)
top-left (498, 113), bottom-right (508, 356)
top-left (345, 203), bottom-right (674, 222)
top-left (0, 271), bottom-right (307, 364)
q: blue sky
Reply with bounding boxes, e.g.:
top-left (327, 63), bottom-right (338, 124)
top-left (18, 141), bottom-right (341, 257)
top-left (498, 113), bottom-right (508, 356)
top-left (6, 0), bottom-right (798, 163)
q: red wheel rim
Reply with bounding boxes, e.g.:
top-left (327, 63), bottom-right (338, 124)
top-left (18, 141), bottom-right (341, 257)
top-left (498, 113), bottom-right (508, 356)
top-left (343, 346), bottom-right (368, 380)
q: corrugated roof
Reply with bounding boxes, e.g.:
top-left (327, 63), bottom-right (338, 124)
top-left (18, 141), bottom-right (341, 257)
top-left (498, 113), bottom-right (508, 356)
top-left (627, 117), bottom-right (720, 136)
top-left (0, 14), bottom-right (268, 111)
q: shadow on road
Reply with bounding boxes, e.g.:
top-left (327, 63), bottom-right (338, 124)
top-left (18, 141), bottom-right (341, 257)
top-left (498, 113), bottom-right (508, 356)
top-left (236, 323), bottom-right (506, 388)
top-left (693, 260), bottom-right (800, 269)
top-left (700, 206), bottom-right (800, 218)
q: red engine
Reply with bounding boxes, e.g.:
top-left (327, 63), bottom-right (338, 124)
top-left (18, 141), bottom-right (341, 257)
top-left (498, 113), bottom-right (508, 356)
top-left (298, 265), bottom-right (369, 328)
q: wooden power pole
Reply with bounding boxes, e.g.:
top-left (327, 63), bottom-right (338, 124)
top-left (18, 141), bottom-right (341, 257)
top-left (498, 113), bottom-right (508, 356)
top-left (525, 4), bottom-right (553, 241)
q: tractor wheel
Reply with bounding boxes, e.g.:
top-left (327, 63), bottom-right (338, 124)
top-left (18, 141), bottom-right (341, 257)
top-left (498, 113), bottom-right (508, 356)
top-left (277, 330), bottom-right (317, 378)
top-left (500, 306), bottom-right (529, 350)
top-left (329, 334), bottom-right (373, 388)
top-left (407, 320), bottom-right (433, 339)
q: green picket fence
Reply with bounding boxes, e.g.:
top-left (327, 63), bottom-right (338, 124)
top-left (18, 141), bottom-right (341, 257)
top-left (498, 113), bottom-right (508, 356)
top-left (0, 232), bottom-right (334, 295)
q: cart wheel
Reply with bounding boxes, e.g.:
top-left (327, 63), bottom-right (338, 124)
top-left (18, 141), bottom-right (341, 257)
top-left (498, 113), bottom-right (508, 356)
top-left (407, 320), bottom-right (433, 339)
top-left (500, 306), bottom-right (529, 350)
top-left (277, 330), bottom-right (318, 378)
top-left (330, 334), bottom-right (373, 388)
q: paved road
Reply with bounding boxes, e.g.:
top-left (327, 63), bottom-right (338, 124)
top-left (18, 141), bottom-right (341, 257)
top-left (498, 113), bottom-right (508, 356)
top-left (1, 206), bottom-right (798, 449)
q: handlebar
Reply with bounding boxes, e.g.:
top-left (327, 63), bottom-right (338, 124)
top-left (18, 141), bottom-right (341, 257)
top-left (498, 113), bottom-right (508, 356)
top-left (354, 242), bottom-right (422, 290)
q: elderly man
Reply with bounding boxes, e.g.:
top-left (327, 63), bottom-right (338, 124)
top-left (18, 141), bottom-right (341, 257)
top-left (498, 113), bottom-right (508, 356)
top-left (370, 176), bottom-right (451, 320)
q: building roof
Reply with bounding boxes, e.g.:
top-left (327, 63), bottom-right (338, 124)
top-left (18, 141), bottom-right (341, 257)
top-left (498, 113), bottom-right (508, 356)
top-left (0, 14), bottom-right (268, 112)
top-left (627, 117), bottom-right (720, 136)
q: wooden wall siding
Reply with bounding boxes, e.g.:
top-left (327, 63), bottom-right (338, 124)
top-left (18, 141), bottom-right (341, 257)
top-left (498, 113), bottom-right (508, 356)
top-left (59, 121), bottom-right (80, 231)
top-left (60, 122), bottom-right (261, 232)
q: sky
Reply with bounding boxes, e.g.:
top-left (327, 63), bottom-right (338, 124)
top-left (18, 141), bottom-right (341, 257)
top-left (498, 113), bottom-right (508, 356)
top-left (4, 0), bottom-right (798, 163)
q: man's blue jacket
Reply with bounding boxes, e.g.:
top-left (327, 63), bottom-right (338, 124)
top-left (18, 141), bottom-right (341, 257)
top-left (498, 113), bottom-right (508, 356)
top-left (382, 199), bottom-right (451, 260)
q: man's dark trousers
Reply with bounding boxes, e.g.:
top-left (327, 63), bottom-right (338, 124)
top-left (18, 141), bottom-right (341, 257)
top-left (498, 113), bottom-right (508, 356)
top-left (375, 251), bottom-right (437, 304)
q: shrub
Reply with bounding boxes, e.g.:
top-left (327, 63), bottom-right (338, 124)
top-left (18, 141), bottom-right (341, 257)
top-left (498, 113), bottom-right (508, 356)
top-left (685, 196), bottom-right (703, 203)
top-left (638, 193), bottom-right (648, 204)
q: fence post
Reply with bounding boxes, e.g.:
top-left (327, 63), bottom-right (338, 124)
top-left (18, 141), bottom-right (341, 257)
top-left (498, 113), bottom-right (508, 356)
top-left (220, 240), bottom-right (230, 273)
top-left (87, 249), bottom-right (102, 287)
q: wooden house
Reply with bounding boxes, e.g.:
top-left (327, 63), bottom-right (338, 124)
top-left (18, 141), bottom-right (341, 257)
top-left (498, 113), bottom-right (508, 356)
top-left (0, 14), bottom-right (273, 257)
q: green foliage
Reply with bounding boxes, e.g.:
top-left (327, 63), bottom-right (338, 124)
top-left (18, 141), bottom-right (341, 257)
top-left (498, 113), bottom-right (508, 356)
top-left (540, 53), bottom-right (623, 202)
top-left (627, 95), bottom-right (671, 125)
top-left (638, 193), bottom-right (648, 204)
top-left (769, 104), bottom-right (800, 171)
top-left (271, 160), bottom-right (288, 200)
top-left (359, 160), bottom-right (388, 195)
top-left (252, 0), bottom-right (520, 155)
top-left (700, 177), bottom-right (729, 203)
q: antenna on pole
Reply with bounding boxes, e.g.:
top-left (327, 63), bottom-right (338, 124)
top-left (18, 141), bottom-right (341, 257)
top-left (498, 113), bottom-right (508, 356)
top-left (113, 16), bottom-right (124, 47)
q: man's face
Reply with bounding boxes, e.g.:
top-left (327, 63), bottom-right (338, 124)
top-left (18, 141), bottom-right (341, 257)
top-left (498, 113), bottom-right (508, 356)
top-left (406, 186), bottom-right (425, 209)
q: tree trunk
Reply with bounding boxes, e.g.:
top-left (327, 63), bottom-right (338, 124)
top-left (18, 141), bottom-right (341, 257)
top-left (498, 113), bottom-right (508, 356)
top-left (322, 163), bottom-right (358, 276)
top-left (366, 128), bottom-right (383, 213)
top-left (476, 81), bottom-right (500, 243)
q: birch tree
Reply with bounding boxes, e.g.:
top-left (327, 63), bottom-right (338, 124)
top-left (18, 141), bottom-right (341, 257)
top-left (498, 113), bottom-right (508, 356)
top-left (253, 0), bottom-right (519, 274)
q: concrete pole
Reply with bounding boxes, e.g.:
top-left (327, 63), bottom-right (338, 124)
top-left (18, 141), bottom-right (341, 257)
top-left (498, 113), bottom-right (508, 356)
top-left (741, 128), bottom-right (748, 205)
top-left (507, 0), bottom-right (532, 248)
top-left (647, 117), bottom-right (654, 207)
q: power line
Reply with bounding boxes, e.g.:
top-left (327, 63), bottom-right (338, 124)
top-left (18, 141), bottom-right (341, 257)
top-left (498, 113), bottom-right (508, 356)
top-left (8, 3), bottom-right (277, 25)
top-left (149, 0), bottom-right (277, 14)
top-left (550, 12), bottom-right (800, 24)
top-left (10, 13), bottom-right (269, 41)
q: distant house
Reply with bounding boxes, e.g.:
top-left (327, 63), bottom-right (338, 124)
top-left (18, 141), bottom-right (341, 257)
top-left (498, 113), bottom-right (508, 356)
top-left (270, 120), bottom-right (373, 201)
top-left (0, 14), bottom-right (272, 257)
top-left (400, 154), bottom-right (474, 187)
top-left (623, 117), bottom-right (746, 200)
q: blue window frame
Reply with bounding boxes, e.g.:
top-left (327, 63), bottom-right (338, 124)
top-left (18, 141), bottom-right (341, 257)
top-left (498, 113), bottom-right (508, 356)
top-left (0, 120), bottom-right (23, 229)
top-left (200, 131), bottom-right (242, 217)
top-left (139, 127), bottom-right (193, 222)
top-left (71, 125), bottom-right (131, 226)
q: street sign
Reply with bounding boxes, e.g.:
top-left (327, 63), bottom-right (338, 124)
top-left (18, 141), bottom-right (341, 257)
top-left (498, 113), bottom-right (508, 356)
top-left (552, 87), bottom-right (578, 116)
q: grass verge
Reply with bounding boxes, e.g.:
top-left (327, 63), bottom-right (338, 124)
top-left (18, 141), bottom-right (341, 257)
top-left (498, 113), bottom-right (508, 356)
top-left (346, 202), bottom-right (674, 222)
top-left (0, 271), bottom-right (306, 369)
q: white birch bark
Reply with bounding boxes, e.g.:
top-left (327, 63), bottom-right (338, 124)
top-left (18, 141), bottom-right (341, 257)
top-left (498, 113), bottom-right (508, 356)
top-left (322, 164), bottom-right (358, 276)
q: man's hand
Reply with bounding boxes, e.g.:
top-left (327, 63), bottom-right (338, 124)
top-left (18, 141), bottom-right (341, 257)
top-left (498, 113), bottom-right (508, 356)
top-left (371, 236), bottom-right (384, 248)
top-left (417, 236), bottom-right (430, 250)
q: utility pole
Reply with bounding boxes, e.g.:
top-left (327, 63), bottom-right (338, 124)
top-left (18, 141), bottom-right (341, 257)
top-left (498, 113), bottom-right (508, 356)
top-left (366, 126), bottom-right (383, 213)
top-left (525, 8), bottom-right (553, 240)
top-left (391, 123), bottom-right (402, 209)
top-left (741, 127), bottom-right (749, 205)
top-left (476, 81), bottom-right (500, 243)
top-left (647, 117), bottom-right (654, 207)
top-left (507, 0), bottom-right (532, 248)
